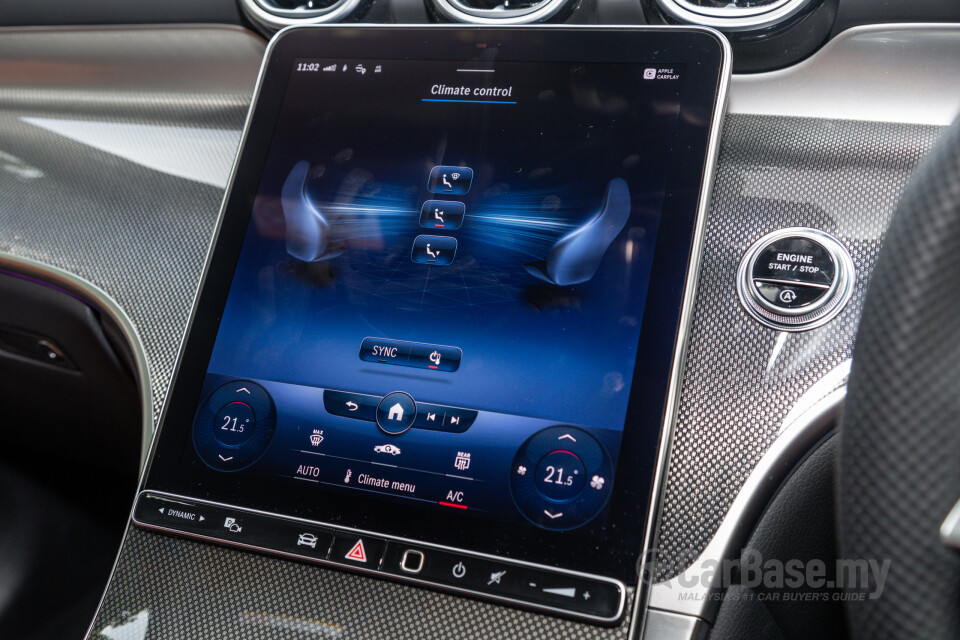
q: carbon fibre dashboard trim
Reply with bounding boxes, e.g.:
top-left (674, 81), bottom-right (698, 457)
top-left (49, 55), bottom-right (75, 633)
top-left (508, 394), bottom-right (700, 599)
top-left (0, 25), bottom-right (265, 431)
top-left (649, 365), bottom-right (845, 621)
top-left (94, 527), bottom-right (638, 639)
top-left (654, 114), bottom-right (943, 583)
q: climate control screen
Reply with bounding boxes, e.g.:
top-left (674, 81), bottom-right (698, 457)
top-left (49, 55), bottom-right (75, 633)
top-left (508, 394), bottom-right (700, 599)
top-left (187, 54), bottom-right (687, 536)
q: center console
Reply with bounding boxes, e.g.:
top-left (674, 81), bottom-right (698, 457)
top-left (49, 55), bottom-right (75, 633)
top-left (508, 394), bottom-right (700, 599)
top-left (132, 25), bottom-right (729, 630)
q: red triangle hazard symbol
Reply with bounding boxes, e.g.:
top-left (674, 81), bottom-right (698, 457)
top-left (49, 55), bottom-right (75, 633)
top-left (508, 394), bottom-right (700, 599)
top-left (345, 539), bottom-right (367, 562)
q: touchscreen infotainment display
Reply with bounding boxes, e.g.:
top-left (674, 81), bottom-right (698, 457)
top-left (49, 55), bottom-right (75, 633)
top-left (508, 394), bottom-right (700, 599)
top-left (195, 56), bottom-right (683, 533)
top-left (140, 27), bottom-right (727, 616)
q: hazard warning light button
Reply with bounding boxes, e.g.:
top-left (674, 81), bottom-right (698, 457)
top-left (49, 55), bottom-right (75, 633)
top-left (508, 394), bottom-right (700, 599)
top-left (330, 534), bottom-right (386, 568)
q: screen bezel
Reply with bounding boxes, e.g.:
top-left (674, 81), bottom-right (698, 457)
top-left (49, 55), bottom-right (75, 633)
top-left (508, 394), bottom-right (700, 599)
top-left (141, 25), bottom-right (728, 587)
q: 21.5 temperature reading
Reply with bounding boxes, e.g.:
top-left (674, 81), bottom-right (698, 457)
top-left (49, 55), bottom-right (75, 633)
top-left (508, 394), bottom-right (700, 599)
top-left (543, 465), bottom-right (578, 486)
top-left (221, 414), bottom-right (246, 433)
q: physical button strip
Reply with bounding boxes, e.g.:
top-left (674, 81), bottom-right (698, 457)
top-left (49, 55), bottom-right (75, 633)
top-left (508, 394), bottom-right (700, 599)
top-left (133, 492), bottom-right (626, 624)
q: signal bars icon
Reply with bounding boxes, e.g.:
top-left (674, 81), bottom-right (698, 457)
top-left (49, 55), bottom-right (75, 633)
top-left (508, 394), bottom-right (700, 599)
top-left (323, 64), bottom-right (337, 72)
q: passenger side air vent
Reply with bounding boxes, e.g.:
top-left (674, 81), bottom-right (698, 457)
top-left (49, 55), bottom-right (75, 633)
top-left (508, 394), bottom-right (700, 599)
top-left (649, 0), bottom-right (838, 72)
top-left (241, 0), bottom-right (365, 32)
top-left (430, 0), bottom-right (571, 24)
top-left (653, 0), bottom-right (815, 30)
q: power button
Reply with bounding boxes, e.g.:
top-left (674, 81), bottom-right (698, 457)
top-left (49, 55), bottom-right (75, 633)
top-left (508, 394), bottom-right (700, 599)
top-left (738, 228), bottom-right (855, 331)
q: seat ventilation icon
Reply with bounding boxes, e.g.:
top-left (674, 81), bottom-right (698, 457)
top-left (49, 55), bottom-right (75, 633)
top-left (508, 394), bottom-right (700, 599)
top-left (524, 178), bottom-right (631, 286)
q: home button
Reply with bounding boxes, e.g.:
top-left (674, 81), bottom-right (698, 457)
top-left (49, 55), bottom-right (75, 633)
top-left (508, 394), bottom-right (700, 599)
top-left (400, 549), bottom-right (425, 574)
top-left (376, 392), bottom-right (417, 435)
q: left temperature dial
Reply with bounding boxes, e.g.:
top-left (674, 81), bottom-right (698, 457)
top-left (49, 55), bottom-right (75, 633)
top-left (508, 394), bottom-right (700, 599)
top-left (193, 380), bottom-right (277, 471)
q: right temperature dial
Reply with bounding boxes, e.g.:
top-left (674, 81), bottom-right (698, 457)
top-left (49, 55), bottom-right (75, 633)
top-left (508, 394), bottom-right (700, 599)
top-left (510, 426), bottom-right (614, 531)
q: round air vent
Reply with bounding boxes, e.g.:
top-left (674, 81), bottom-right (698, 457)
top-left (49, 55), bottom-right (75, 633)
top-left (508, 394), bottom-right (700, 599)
top-left (430, 0), bottom-right (571, 24)
top-left (241, 0), bottom-right (365, 32)
top-left (654, 0), bottom-right (816, 30)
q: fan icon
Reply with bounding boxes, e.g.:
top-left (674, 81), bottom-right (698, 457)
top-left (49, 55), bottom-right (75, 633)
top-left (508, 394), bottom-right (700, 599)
top-left (590, 475), bottom-right (605, 490)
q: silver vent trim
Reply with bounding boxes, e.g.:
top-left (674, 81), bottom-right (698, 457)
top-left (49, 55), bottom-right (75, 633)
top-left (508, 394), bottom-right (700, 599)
top-left (430, 0), bottom-right (571, 24)
top-left (241, 0), bottom-right (364, 31)
top-left (655, 0), bottom-right (814, 30)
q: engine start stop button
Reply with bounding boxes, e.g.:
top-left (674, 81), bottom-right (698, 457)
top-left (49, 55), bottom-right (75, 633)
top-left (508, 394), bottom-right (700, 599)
top-left (751, 236), bottom-right (836, 311)
top-left (737, 228), bottom-right (855, 331)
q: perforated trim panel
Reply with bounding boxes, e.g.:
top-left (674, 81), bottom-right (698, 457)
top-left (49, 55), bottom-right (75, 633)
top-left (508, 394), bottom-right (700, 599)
top-left (93, 528), bottom-right (635, 639)
top-left (654, 115), bottom-right (943, 580)
top-left (0, 26), bottom-right (264, 427)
